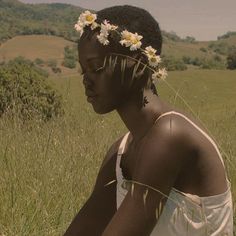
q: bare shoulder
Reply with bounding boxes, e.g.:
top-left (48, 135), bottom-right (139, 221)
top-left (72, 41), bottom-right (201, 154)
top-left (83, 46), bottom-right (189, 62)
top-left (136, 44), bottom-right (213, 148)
top-left (132, 111), bottom-right (201, 180)
top-left (156, 109), bottom-right (214, 150)
top-left (148, 110), bottom-right (228, 195)
top-left (146, 110), bottom-right (195, 152)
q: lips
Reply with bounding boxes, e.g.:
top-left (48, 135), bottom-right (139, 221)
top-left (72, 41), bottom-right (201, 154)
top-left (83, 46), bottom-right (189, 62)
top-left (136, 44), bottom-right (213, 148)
top-left (85, 90), bottom-right (98, 103)
top-left (85, 90), bottom-right (97, 97)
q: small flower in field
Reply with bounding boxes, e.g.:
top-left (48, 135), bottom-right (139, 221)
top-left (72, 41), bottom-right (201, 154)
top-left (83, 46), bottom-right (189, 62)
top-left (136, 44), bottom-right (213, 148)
top-left (152, 68), bottom-right (168, 80)
top-left (148, 55), bottom-right (161, 68)
top-left (120, 30), bottom-right (143, 51)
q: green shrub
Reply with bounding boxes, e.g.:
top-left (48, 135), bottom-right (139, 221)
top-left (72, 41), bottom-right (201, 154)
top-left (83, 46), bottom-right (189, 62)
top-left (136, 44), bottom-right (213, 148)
top-left (182, 56), bottom-right (192, 65)
top-left (34, 58), bottom-right (44, 66)
top-left (10, 56), bottom-right (50, 77)
top-left (182, 55), bottom-right (225, 69)
top-left (162, 55), bottom-right (187, 71)
top-left (52, 67), bottom-right (62, 73)
top-left (200, 47), bottom-right (207, 53)
top-left (62, 46), bottom-right (77, 69)
top-left (208, 42), bottom-right (229, 55)
top-left (162, 31), bottom-right (182, 42)
top-left (63, 58), bottom-right (76, 69)
top-left (47, 59), bottom-right (57, 68)
top-left (183, 36), bottom-right (196, 43)
top-left (200, 58), bottom-right (226, 70)
top-left (0, 58), bottom-right (63, 121)
top-left (227, 48), bottom-right (236, 70)
top-left (217, 31), bottom-right (236, 40)
top-left (191, 57), bottom-right (202, 66)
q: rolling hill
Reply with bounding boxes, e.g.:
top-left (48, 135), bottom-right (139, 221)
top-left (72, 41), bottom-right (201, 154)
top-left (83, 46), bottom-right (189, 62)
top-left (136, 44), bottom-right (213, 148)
top-left (0, 0), bottom-right (236, 72)
top-left (0, 0), bottom-right (84, 43)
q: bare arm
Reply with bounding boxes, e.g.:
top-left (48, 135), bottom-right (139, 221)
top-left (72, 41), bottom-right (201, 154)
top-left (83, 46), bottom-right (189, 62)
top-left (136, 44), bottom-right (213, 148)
top-left (101, 116), bottom-right (187, 236)
top-left (64, 136), bottom-right (124, 236)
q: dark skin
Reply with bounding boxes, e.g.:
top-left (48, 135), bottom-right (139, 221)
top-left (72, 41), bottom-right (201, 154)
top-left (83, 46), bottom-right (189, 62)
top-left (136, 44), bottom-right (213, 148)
top-left (64, 32), bottom-right (228, 236)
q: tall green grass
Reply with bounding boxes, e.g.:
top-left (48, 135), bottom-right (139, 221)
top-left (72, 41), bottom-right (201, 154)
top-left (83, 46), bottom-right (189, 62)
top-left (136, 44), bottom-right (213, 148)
top-left (0, 69), bottom-right (235, 235)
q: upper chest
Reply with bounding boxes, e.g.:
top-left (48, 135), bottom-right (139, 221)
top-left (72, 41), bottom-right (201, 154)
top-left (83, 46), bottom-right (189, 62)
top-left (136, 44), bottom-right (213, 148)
top-left (119, 121), bottom-right (219, 184)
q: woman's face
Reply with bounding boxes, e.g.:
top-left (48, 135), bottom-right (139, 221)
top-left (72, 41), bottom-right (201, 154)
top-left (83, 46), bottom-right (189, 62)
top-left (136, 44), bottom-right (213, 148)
top-left (78, 33), bottom-right (128, 114)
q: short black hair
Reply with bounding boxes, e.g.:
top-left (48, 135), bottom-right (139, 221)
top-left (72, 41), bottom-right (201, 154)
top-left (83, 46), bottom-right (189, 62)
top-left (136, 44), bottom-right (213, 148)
top-left (96, 5), bottom-right (162, 55)
top-left (79, 5), bottom-right (161, 97)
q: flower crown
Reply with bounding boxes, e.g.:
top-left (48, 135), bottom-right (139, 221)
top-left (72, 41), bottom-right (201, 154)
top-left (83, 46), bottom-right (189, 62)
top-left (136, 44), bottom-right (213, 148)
top-left (74, 10), bottom-right (167, 82)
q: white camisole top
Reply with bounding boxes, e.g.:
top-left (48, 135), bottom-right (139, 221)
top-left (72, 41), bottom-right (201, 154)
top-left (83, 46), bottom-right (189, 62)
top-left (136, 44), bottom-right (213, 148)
top-left (116, 111), bottom-right (234, 236)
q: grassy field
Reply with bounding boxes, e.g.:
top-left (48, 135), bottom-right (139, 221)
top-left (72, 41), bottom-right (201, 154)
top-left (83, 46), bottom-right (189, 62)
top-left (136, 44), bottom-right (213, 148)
top-left (0, 68), bottom-right (235, 235)
top-left (0, 35), bottom-right (75, 62)
top-left (0, 35), bottom-right (78, 75)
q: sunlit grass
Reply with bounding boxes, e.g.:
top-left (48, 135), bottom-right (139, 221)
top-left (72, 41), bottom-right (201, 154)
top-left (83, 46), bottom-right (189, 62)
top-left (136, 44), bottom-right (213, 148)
top-left (0, 69), bottom-right (235, 235)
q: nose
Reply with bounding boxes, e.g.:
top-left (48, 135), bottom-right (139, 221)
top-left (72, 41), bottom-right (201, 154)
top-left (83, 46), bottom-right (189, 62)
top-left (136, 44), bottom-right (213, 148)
top-left (83, 74), bottom-right (94, 89)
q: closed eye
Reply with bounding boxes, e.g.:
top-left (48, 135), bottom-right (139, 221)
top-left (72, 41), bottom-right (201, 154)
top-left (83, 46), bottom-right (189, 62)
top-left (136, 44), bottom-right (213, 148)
top-left (95, 66), bottom-right (105, 72)
top-left (79, 64), bottom-right (105, 76)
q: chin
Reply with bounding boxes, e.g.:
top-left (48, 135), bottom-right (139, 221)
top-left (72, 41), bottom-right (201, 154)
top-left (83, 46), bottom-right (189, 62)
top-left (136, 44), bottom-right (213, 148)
top-left (92, 102), bottom-right (116, 114)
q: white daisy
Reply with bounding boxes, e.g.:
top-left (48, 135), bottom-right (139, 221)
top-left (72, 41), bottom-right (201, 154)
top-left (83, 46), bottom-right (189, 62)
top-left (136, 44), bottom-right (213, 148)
top-left (148, 55), bottom-right (161, 68)
top-left (152, 68), bottom-right (168, 80)
top-left (120, 30), bottom-right (143, 51)
top-left (101, 20), bottom-right (118, 34)
top-left (74, 22), bottom-right (84, 36)
top-left (97, 33), bottom-right (110, 45)
top-left (79, 10), bottom-right (97, 26)
top-left (91, 22), bottom-right (99, 30)
top-left (96, 20), bottom-right (118, 45)
top-left (119, 30), bottom-right (133, 47)
top-left (144, 46), bottom-right (157, 57)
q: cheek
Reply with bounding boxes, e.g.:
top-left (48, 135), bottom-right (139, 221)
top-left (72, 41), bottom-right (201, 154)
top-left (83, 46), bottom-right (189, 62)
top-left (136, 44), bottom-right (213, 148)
top-left (95, 84), bottom-right (122, 113)
top-left (95, 67), bottom-right (129, 107)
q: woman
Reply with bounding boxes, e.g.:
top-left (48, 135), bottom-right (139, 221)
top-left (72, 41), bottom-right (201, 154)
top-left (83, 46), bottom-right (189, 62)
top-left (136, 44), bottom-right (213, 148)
top-left (64, 5), bottom-right (233, 236)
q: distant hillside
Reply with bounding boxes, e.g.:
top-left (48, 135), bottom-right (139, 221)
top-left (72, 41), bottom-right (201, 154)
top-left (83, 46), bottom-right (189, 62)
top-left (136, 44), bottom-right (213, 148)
top-left (161, 32), bottom-right (236, 70)
top-left (1, 0), bottom-right (236, 47)
top-left (163, 34), bottom-right (236, 59)
top-left (0, 0), bottom-right (84, 43)
top-left (0, 35), bottom-right (78, 75)
top-left (0, 0), bottom-right (236, 71)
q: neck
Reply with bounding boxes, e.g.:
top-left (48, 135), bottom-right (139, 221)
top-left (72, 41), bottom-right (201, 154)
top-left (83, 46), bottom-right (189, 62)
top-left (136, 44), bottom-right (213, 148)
top-left (116, 88), bottom-right (169, 144)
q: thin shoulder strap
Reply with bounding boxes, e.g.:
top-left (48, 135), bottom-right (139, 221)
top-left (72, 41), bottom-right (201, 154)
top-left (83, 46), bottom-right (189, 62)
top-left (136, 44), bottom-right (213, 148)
top-left (116, 132), bottom-right (130, 183)
top-left (155, 111), bottom-right (226, 169)
top-left (154, 111), bottom-right (175, 124)
top-left (117, 132), bottom-right (130, 156)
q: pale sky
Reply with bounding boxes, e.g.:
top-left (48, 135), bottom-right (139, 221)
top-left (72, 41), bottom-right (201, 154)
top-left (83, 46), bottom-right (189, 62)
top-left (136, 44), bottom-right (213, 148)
top-left (20, 0), bottom-right (236, 41)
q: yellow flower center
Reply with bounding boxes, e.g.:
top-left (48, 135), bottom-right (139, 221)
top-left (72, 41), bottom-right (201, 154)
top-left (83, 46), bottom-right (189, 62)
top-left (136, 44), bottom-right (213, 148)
top-left (86, 15), bottom-right (94, 22)
top-left (124, 35), bottom-right (132, 41)
top-left (150, 57), bottom-right (157, 62)
top-left (131, 38), bottom-right (138, 44)
top-left (148, 51), bottom-right (155, 56)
